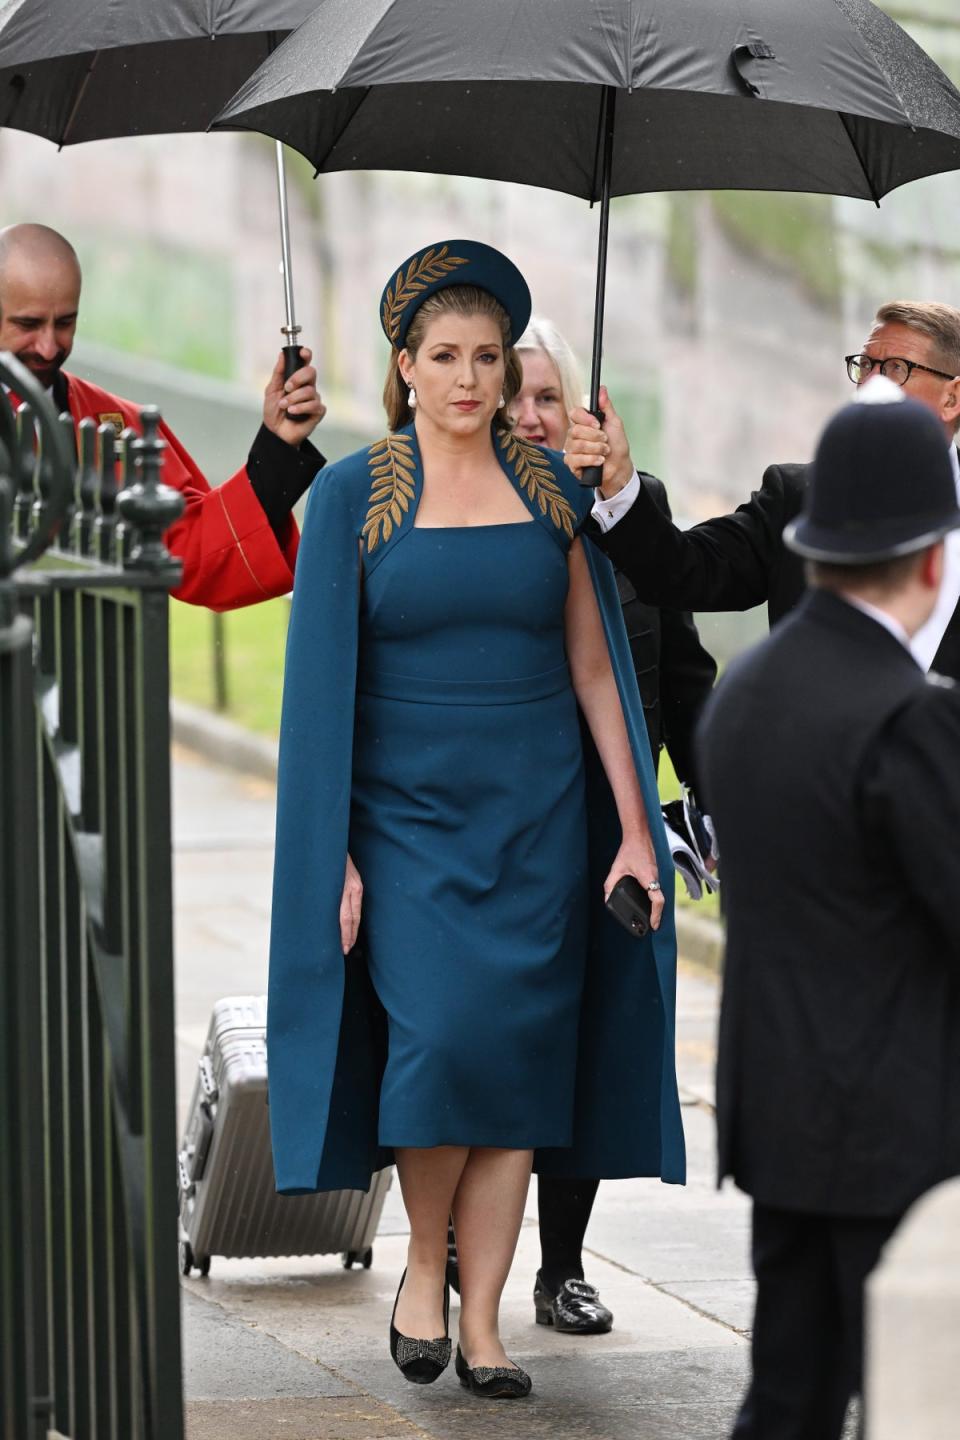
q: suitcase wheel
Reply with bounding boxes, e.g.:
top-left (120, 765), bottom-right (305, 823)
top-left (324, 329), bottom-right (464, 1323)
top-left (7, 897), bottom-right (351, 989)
top-left (179, 1240), bottom-right (212, 1279)
top-left (342, 1247), bottom-right (374, 1270)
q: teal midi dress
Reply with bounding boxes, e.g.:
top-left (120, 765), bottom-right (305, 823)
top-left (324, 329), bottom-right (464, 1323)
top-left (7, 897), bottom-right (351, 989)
top-left (267, 425), bottom-right (685, 1195)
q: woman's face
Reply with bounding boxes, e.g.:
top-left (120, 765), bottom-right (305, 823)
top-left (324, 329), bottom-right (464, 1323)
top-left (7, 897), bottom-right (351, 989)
top-left (399, 311), bottom-right (506, 437)
top-left (509, 348), bottom-right (567, 450)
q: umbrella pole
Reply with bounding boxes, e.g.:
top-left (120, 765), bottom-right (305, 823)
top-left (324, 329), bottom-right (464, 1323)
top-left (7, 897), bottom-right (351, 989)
top-left (275, 141), bottom-right (303, 382)
top-left (582, 85), bottom-right (616, 487)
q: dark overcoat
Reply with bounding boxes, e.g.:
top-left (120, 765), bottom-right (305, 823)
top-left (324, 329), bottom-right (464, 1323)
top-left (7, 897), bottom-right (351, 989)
top-left (615, 476), bottom-right (716, 791)
top-left (698, 590), bottom-right (960, 1217)
top-left (589, 459), bottom-right (960, 677)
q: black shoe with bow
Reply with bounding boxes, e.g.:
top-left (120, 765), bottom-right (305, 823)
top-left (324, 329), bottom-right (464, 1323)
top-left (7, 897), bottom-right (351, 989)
top-left (533, 1271), bottom-right (614, 1334)
top-left (389, 1269), bottom-right (452, 1384)
top-left (455, 1345), bottom-right (532, 1399)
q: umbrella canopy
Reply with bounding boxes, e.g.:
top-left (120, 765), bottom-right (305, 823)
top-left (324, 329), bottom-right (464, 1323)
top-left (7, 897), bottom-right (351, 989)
top-left (213, 0), bottom-right (960, 475)
top-left (214, 0), bottom-right (960, 204)
top-left (0, 1), bottom-right (316, 142)
top-left (0, 1), bottom-right (326, 374)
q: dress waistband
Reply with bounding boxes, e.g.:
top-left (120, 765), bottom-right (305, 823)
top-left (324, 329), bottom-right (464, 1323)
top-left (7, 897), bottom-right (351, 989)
top-left (357, 660), bottom-right (572, 706)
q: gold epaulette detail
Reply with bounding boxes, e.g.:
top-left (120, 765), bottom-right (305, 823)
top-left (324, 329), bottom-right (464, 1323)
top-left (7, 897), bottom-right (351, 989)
top-left (502, 435), bottom-right (576, 538)
top-left (363, 434), bottom-right (416, 552)
top-left (382, 246), bottom-right (470, 345)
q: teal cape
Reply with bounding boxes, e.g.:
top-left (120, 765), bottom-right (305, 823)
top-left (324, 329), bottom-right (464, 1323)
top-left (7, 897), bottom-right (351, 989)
top-left (268, 422), bottom-right (685, 1194)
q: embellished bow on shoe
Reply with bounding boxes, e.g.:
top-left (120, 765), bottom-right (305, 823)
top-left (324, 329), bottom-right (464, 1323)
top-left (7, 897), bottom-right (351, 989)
top-left (389, 1269), bottom-right (452, 1385)
top-left (394, 1334), bottom-right (453, 1371)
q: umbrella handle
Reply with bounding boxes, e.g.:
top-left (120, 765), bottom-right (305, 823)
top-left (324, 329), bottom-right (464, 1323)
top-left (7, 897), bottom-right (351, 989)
top-left (581, 406), bottom-right (606, 489)
top-left (283, 344), bottom-right (303, 384)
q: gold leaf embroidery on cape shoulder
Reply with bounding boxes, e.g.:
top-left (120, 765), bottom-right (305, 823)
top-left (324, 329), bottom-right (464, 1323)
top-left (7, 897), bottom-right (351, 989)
top-left (363, 434), bottom-right (416, 552)
top-left (381, 246), bottom-right (470, 344)
top-left (501, 434), bottom-right (576, 538)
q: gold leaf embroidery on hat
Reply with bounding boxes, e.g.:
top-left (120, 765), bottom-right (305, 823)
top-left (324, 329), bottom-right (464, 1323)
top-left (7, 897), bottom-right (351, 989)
top-left (382, 246), bottom-right (470, 346)
top-left (363, 434), bottom-right (416, 552)
top-left (502, 434), bottom-right (576, 538)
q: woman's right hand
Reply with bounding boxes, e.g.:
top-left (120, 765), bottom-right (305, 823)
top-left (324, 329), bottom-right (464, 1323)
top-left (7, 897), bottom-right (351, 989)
top-left (340, 853), bottom-right (363, 954)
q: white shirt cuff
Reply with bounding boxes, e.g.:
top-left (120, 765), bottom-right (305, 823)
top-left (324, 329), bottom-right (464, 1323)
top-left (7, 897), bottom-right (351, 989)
top-left (590, 469), bottom-right (640, 532)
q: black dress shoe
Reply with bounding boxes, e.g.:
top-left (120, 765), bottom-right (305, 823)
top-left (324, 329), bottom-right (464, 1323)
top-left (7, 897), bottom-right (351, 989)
top-left (389, 1269), bottom-right (452, 1384)
top-left (533, 1272), bottom-right (614, 1334)
top-left (455, 1345), bottom-right (532, 1399)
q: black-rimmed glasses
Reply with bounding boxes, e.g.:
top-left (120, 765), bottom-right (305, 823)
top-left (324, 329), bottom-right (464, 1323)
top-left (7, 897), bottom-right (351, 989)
top-left (845, 353), bottom-right (957, 387)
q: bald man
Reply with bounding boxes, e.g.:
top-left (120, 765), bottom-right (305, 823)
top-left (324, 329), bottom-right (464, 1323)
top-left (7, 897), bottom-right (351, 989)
top-left (0, 223), bottom-right (326, 608)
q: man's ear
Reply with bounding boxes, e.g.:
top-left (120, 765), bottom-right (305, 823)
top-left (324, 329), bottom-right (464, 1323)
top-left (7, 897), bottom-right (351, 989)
top-left (942, 377), bottom-right (960, 429)
top-left (921, 541), bottom-right (946, 590)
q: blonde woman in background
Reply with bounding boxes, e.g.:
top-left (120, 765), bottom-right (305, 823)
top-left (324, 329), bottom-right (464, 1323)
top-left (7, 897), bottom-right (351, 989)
top-left (447, 317), bottom-right (717, 1336)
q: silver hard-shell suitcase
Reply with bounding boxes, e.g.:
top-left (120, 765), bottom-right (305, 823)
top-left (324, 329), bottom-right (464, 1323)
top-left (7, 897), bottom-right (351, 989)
top-left (177, 995), bottom-right (391, 1277)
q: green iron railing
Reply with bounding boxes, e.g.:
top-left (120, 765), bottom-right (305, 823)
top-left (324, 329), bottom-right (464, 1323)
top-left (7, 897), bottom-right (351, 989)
top-left (0, 352), bottom-right (185, 1440)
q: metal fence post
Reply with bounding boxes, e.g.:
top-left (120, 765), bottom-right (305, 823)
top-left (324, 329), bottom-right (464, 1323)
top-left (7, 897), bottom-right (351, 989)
top-left (0, 515), bottom-right (51, 1440)
top-left (0, 354), bottom-right (186, 1440)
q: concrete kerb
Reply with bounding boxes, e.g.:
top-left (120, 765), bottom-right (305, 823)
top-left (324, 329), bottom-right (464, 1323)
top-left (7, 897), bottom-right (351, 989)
top-left (172, 699), bottom-right (281, 786)
top-left (170, 698), bottom-right (726, 974)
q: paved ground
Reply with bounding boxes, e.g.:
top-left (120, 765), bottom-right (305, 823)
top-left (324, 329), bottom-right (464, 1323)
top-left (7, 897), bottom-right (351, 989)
top-left (173, 744), bottom-right (753, 1439)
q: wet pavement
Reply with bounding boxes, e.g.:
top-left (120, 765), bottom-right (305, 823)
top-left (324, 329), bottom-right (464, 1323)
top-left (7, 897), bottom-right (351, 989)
top-left (173, 744), bottom-right (752, 1439)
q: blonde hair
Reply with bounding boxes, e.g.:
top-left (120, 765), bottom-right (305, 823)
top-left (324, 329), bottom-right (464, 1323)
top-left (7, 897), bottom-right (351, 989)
top-left (515, 315), bottom-right (585, 416)
top-left (382, 285), bottom-right (522, 432)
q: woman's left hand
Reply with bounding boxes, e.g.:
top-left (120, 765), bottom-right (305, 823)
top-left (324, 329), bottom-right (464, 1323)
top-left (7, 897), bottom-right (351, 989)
top-left (604, 836), bottom-right (664, 932)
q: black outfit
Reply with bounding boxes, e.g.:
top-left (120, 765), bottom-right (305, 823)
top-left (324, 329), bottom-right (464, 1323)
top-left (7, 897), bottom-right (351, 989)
top-left (245, 424), bottom-right (323, 541)
top-left (698, 589), bottom-right (960, 1438)
top-left (537, 476), bottom-right (717, 1297)
top-left (614, 476), bottom-right (719, 792)
top-left (589, 460), bottom-right (960, 678)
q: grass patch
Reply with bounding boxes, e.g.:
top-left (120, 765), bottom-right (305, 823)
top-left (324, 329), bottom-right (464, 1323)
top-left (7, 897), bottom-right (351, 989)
top-left (170, 596), bottom-right (289, 737)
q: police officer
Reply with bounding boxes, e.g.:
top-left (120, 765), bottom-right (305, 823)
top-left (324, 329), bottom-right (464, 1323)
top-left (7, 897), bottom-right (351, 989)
top-left (697, 381), bottom-right (960, 1439)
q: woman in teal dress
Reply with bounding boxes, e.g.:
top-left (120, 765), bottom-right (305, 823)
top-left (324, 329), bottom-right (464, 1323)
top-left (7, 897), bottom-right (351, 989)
top-left (268, 240), bottom-right (684, 1400)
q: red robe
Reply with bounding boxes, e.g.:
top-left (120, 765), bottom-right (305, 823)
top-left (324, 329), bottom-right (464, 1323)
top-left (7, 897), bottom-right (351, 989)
top-left (63, 372), bottom-right (300, 610)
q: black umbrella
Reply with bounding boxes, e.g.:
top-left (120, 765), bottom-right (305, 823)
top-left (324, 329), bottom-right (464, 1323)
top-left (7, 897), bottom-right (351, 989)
top-left (0, 1), bottom-right (322, 378)
top-left (214, 0), bottom-right (960, 479)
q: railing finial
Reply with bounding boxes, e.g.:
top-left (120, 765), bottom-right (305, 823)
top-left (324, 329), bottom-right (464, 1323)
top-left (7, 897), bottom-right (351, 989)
top-left (116, 407), bottom-right (184, 575)
top-left (73, 416), bottom-right (100, 557)
top-left (95, 424), bottom-right (119, 565)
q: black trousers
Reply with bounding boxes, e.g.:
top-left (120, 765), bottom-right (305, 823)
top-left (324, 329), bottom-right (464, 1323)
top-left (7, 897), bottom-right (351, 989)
top-left (732, 1202), bottom-right (900, 1440)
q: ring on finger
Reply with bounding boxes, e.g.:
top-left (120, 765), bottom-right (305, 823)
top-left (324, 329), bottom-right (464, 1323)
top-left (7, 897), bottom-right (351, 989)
top-left (646, 880), bottom-right (661, 893)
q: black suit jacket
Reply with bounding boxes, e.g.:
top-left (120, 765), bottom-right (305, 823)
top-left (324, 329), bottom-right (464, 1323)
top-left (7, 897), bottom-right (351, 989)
top-left (590, 460), bottom-right (960, 680)
top-left (617, 476), bottom-right (717, 789)
top-left (698, 590), bottom-right (960, 1217)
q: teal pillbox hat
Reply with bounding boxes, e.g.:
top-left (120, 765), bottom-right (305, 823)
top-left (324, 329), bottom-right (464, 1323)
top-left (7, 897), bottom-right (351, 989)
top-left (380, 239), bottom-right (532, 350)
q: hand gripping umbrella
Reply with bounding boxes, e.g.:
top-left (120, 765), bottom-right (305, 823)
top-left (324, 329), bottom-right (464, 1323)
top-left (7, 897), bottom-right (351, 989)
top-left (0, 0), bottom-right (324, 381)
top-left (214, 0), bottom-right (960, 481)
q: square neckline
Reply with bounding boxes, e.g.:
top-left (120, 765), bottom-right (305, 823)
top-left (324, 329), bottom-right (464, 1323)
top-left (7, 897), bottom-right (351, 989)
top-left (411, 519), bottom-right (536, 531)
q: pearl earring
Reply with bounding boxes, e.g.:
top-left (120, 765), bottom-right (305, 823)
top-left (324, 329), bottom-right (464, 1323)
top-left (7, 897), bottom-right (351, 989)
top-left (408, 386), bottom-right (417, 407)
top-left (498, 392), bottom-right (506, 407)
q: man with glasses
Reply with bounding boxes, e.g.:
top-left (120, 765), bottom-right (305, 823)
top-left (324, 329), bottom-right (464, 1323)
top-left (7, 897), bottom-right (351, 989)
top-left (568, 301), bottom-right (960, 680)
